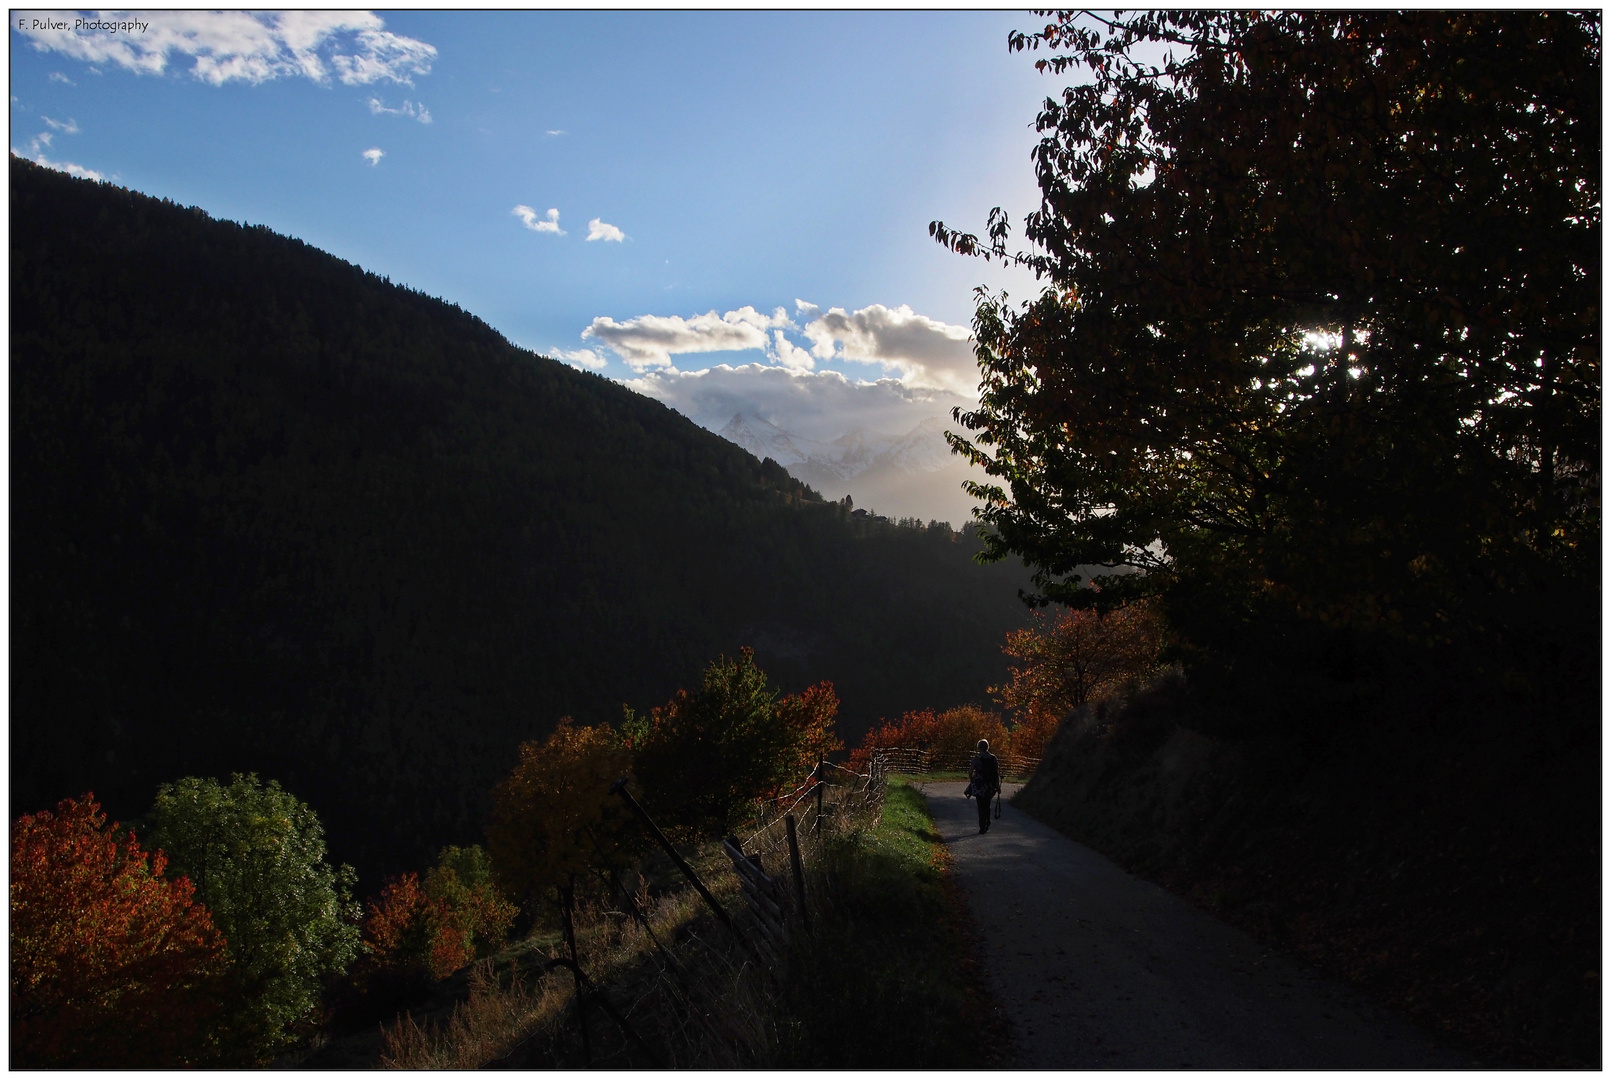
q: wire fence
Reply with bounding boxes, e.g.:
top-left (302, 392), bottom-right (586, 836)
top-left (861, 746), bottom-right (1041, 781)
top-left (457, 747), bottom-right (1036, 1068)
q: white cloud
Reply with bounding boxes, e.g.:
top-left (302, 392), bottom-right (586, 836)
top-left (25, 151), bottom-right (104, 182)
top-left (583, 306), bottom-right (792, 371)
top-left (367, 96), bottom-right (430, 123)
top-left (15, 10), bottom-right (435, 87)
top-left (586, 218), bottom-right (625, 243)
top-left (548, 347), bottom-right (608, 371)
top-left (772, 330), bottom-right (815, 372)
top-left (32, 132), bottom-right (53, 149)
top-left (362, 146), bottom-right (384, 166)
top-left (801, 303), bottom-right (977, 394)
top-left (513, 204), bottom-right (563, 235)
top-left (48, 71), bottom-right (74, 85)
top-left (42, 116), bottom-right (79, 133)
top-left (626, 363), bottom-right (972, 445)
top-left (546, 128), bottom-right (565, 136)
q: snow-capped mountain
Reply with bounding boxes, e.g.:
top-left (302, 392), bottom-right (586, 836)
top-left (720, 413), bottom-right (951, 480)
top-left (718, 412), bottom-right (981, 525)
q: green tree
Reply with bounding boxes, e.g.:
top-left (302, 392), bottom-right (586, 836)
top-left (932, 12), bottom-right (1599, 647)
top-left (623, 649), bottom-right (844, 836)
top-left (145, 774), bottom-right (362, 1062)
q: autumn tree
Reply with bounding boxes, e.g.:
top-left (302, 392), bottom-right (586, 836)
top-left (932, 12), bottom-right (1599, 653)
top-left (855, 705), bottom-right (1011, 771)
top-left (486, 718), bottom-right (639, 909)
top-left (11, 794), bottom-right (227, 1068)
top-left (362, 846), bottom-right (517, 981)
top-left (624, 649), bottom-right (843, 836)
top-left (993, 602), bottom-right (1164, 756)
top-left (145, 774), bottom-right (362, 1062)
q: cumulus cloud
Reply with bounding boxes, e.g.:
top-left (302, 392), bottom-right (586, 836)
top-left (15, 10), bottom-right (436, 86)
top-left (772, 330), bottom-right (815, 372)
top-left (548, 347), bottom-right (609, 371)
top-left (367, 96), bottom-right (430, 123)
top-left (48, 71), bottom-right (75, 84)
top-left (42, 115), bottom-right (79, 133)
top-left (800, 303), bottom-right (977, 395)
top-left (513, 204), bottom-right (563, 235)
top-left (362, 146), bottom-right (384, 166)
top-left (583, 307), bottom-right (791, 372)
top-left (588, 307), bottom-right (793, 371)
top-left (31, 131), bottom-right (53, 149)
top-left (586, 218), bottom-right (625, 243)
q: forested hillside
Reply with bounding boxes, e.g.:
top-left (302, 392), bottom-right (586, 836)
top-left (10, 155), bottom-right (1031, 883)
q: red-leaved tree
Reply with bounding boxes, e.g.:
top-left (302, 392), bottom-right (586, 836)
top-left (11, 794), bottom-right (227, 1067)
top-left (993, 601), bottom-right (1164, 756)
top-left (853, 705), bottom-right (1011, 772)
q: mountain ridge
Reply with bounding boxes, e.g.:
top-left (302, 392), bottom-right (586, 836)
top-left (9, 155), bottom-right (1034, 883)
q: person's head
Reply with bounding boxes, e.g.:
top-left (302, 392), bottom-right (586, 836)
top-left (977, 739), bottom-right (989, 752)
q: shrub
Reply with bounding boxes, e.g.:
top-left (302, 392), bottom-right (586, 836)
top-left (11, 794), bottom-right (226, 1067)
top-left (363, 846), bottom-right (518, 981)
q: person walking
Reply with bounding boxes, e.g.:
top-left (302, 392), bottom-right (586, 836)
top-left (969, 739), bottom-right (1001, 834)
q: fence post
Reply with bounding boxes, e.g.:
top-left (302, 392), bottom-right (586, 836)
top-left (784, 813), bottom-right (810, 931)
top-left (813, 758), bottom-right (825, 835)
top-left (608, 778), bottom-right (750, 951)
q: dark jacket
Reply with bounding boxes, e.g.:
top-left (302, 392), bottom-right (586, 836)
top-left (970, 750), bottom-right (1001, 796)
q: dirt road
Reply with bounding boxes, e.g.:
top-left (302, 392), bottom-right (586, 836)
top-left (922, 781), bottom-right (1480, 1069)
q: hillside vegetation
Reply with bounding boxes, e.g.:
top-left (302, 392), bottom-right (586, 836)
top-left (9, 155), bottom-right (1033, 884)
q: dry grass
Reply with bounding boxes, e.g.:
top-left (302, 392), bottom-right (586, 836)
top-left (376, 863), bottom-right (758, 1069)
top-left (379, 960), bottom-right (568, 1069)
top-left (376, 781), bottom-right (973, 1070)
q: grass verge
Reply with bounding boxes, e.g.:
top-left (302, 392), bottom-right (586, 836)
top-left (772, 776), bottom-right (1009, 1067)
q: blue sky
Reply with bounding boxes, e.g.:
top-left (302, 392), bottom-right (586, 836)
top-left (11, 10), bottom-right (1060, 517)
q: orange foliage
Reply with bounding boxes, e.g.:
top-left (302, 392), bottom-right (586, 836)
top-left (772, 680), bottom-right (846, 788)
top-left (363, 851), bottom-right (519, 981)
top-left (363, 873), bottom-right (432, 964)
top-left (853, 704), bottom-right (1010, 771)
top-left (487, 718), bottom-right (638, 905)
top-left (11, 794), bottom-right (227, 1067)
top-left (992, 601), bottom-right (1164, 756)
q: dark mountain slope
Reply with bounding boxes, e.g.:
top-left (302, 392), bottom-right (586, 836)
top-left (9, 156), bottom-right (1032, 882)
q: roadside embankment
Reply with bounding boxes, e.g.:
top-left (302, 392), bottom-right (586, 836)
top-left (1012, 675), bottom-right (1600, 1068)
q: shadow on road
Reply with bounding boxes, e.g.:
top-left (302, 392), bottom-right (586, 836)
top-left (921, 782), bottom-right (1478, 1070)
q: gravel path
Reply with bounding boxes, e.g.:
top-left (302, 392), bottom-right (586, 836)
top-left (921, 781), bottom-right (1480, 1069)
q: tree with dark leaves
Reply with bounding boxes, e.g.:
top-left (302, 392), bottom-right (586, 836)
top-left (933, 12), bottom-right (1599, 651)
